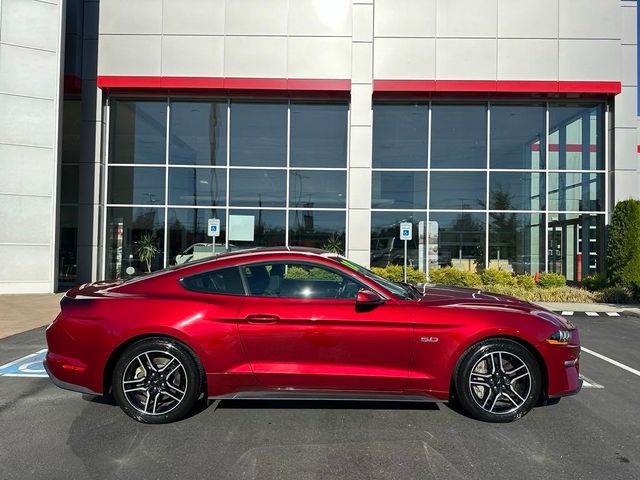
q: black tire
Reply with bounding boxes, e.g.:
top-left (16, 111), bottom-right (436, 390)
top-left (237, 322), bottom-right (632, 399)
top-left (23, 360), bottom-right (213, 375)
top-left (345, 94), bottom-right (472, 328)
top-left (454, 338), bottom-right (541, 423)
top-left (112, 337), bottom-right (203, 424)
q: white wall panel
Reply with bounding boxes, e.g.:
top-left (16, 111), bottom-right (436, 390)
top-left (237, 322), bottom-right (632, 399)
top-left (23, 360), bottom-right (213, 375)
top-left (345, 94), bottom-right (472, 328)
top-left (287, 37), bottom-right (351, 79)
top-left (497, 0), bottom-right (558, 38)
top-left (0, 145), bottom-right (54, 196)
top-left (224, 36), bottom-right (287, 77)
top-left (497, 39), bottom-right (558, 81)
top-left (0, 44), bottom-right (57, 99)
top-left (374, 38), bottom-right (435, 80)
top-left (98, 35), bottom-right (162, 76)
top-left (559, 0), bottom-right (619, 39)
top-left (347, 208), bottom-right (371, 251)
top-left (0, 0), bottom-right (59, 50)
top-left (348, 169), bottom-right (371, 209)
top-left (162, 0), bottom-right (225, 35)
top-left (350, 84), bottom-right (372, 126)
top-left (436, 39), bottom-right (496, 80)
top-left (436, 0), bottom-right (497, 38)
top-left (614, 127), bottom-right (638, 169)
top-left (352, 42), bottom-right (372, 84)
top-left (353, 4), bottom-right (373, 42)
top-left (99, 0), bottom-right (162, 34)
top-left (0, 94), bottom-right (55, 147)
top-left (0, 195), bottom-right (52, 244)
top-left (0, 245), bottom-right (51, 284)
top-left (621, 3), bottom-right (636, 44)
top-left (288, 0), bottom-right (351, 36)
top-left (162, 36), bottom-right (224, 77)
top-left (374, 0), bottom-right (435, 38)
top-left (621, 45), bottom-right (637, 86)
top-left (349, 126), bottom-right (372, 168)
top-left (225, 0), bottom-right (287, 35)
top-left (558, 40), bottom-right (620, 81)
top-left (613, 164), bottom-right (640, 201)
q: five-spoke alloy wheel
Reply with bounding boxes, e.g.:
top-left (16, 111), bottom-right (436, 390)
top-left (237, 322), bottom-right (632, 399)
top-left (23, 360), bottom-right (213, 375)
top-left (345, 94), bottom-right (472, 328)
top-left (112, 338), bottom-right (202, 424)
top-left (455, 338), bottom-right (541, 423)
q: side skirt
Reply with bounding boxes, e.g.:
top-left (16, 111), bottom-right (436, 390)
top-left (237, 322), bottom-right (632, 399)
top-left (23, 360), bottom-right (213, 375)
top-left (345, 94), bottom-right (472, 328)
top-left (208, 390), bottom-right (445, 403)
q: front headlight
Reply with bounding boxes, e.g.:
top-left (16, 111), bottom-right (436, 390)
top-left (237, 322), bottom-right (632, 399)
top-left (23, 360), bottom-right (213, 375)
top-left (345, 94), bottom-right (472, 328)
top-left (547, 329), bottom-right (571, 345)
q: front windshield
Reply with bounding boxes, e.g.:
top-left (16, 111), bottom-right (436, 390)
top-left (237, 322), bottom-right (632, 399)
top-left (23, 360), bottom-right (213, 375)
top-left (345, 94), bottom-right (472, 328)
top-left (334, 256), bottom-right (420, 300)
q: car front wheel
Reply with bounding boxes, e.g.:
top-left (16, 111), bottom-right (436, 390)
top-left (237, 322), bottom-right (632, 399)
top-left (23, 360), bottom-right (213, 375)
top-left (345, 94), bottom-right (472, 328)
top-left (112, 338), bottom-right (202, 424)
top-left (455, 338), bottom-right (541, 423)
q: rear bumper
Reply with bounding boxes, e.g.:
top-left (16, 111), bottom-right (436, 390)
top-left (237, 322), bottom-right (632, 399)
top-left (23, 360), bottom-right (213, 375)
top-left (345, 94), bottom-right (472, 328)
top-left (43, 358), bottom-right (99, 395)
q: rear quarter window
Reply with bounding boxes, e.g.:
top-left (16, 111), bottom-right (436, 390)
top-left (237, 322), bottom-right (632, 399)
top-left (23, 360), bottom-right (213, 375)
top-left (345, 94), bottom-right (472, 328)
top-left (181, 267), bottom-right (245, 295)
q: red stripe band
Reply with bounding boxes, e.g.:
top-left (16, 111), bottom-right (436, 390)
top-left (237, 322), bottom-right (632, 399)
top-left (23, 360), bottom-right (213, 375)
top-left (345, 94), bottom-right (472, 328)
top-left (373, 80), bottom-right (621, 94)
top-left (97, 76), bottom-right (351, 92)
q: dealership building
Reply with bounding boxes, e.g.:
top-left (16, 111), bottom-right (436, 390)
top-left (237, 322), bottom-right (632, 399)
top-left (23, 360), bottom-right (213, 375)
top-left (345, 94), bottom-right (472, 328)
top-left (0, 0), bottom-right (638, 293)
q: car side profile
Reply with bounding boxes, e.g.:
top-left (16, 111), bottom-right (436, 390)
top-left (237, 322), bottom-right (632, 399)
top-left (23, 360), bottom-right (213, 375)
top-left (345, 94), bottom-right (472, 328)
top-left (45, 247), bottom-right (581, 424)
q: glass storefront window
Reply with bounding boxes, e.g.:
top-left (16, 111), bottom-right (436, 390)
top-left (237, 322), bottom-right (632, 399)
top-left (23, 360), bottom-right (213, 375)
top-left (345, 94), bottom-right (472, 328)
top-left (168, 168), bottom-right (226, 206)
top-left (169, 101), bottom-right (227, 166)
top-left (289, 170), bottom-right (346, 208)
top-left (61, 100), bottom-right (81, 164)
top-left (167, 208), bottom-right (226, 265)
top-left (290, 103), bottom-right (348, 168)
top-left (230, 102), bottom-right (287, 167)
top-left (60, 165), bottom-right (79, 204)
top-left (548, 173), bottom-right (604, 212)
top-left (430, 171), bottom-right (486, 210)
top-left (58, 206), bottom-right (78, 285)
top-left (228, 209), bottom-right (286, 248)
top-left (229, 169), bottom-right (286, 207)
top-left (108, 167), bottom-right (165, 205)
top-left (288, 210), bottom-right (346, 252)
top-left (370, 212), bottom-right (427, 272)
top-left (431, 104), bottom-right (486, 169)
top-left (373, 104), bottom-right (428, 168)
top-left (548, 104), bottom-right (603, 170)
top-left (489, 172), bottom-right (545, 211)
top-left (490, 104), bottom-right (545, 169)
top-left (429, 212), bottom-right (486, 271)
top-left (109, 101), bottom-right (167, 164)
top-left (372, 171), bottom-right (427, 209)
top-left (489, 213), bottom-right (545, 274)
top-left (548, 213), bottom-right (604, 281)
top-left (106, 207), bottom-right (165, 279)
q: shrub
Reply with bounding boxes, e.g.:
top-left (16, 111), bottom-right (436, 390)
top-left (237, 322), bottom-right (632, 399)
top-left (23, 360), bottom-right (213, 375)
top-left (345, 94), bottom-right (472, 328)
top-left (482, 284), bottom-right (597, 303)
top-left (607, 199), bottom-right (640, 289)
top-left (582, 273), bottom-right (607, 292)
top-left (595, 286), bottom-right (635, 304)
top-left (429, 267), bottom-right (482, 288)
top-left (284, 266), bottom-right (309, 279)
top-left (537, 272), bottom-right (566, 289)
top-left (515, 274), bottom-right (537, 289)
top-left (481, 268), bottom-right (516, 286)
top-left (371, 265), bottom-right (426, 284)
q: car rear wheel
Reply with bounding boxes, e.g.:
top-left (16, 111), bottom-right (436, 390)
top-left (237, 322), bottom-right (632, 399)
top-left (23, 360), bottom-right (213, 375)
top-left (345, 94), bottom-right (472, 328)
top-left (455, 338), bottom-right (541, 423)
top-left (112, 338), bottom-right (202, 424)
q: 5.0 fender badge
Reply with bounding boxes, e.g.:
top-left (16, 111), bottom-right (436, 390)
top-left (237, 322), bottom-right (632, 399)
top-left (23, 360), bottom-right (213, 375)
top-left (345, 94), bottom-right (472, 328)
top-left (420, 336), bottom-right (439, 343)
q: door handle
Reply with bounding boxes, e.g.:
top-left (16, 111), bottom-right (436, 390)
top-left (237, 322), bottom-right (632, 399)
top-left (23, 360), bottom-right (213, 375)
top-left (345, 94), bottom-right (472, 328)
top-left (245, 314), bottom-right (280, 324)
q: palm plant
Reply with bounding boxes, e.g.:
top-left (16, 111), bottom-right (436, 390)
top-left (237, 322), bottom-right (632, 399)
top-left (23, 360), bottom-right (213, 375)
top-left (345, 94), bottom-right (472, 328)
top-left (135, 233), bottom-right (158, 273)
top-left (322, 233), bottom-right (344, 254)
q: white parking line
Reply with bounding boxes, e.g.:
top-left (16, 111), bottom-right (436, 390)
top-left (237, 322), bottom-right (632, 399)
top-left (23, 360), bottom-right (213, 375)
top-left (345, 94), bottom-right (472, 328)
top-left (585, 312), bottom-right (598, 317)
top-left (561, 311), bottom-right (574, 316)
top-left (606, 312), bottom-right (620, 317)
top-left (579, 374), bottom-right (604, 389)
top-left (582, 347), bottom-right (640, 378)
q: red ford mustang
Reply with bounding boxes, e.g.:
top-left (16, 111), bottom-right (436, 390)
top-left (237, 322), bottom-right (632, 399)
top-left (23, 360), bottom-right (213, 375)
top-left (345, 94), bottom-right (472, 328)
top-left (45, 247), bottom-right (581, 424)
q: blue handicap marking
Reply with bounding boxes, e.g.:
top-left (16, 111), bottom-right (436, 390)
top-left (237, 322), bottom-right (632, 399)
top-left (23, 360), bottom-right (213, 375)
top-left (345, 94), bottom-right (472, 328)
top-left (0, 349), bottom-right (48, 378)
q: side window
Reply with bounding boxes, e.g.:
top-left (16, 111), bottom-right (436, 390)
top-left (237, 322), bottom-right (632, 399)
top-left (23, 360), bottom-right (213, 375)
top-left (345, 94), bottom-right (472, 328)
top-left (181, 267), bottom-right (245, 295)
top-left (241, 262), bottom-right (362, 299)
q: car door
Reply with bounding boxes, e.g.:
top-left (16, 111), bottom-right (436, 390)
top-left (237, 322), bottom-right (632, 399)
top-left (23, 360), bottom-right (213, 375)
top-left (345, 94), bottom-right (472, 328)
top-left (236, 260), bottom-right (414, 391)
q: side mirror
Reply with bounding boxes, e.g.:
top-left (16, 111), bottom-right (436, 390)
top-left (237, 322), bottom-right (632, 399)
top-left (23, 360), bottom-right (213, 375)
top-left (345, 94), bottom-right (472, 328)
top-left (355, 289), bottom-right (384, 310)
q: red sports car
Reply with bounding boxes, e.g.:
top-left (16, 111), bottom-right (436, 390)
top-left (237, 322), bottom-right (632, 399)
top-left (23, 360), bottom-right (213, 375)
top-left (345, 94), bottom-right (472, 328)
top-left (45, 247), bottom-right (581, 424)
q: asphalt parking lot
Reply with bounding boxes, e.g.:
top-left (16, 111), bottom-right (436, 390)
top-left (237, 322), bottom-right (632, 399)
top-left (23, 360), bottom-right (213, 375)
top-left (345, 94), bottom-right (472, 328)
top-left (1, 315), bottom-right (639, 480)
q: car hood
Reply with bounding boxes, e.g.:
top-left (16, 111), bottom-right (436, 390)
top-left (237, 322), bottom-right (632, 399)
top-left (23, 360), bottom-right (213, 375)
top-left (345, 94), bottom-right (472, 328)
top-left (417, 284), bottom-right (574, 329)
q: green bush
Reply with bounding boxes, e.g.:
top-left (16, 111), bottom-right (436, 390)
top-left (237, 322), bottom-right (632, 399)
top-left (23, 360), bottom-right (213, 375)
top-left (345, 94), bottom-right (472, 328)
top-left (284, 266), bottom-right (309, 279)
top-left (371, 265), bottom-right (426, 284)
top-left (582, 273), bottom-right (607, 292)
top-left (537, 272), bottom-right (566, 289)
top-left (483, 284), bottom-right (597, 303)
top-left (607, 199), bottom-right (640, 290)
top-left (595, 286), bottom-right (635, 304)
top-left (515, 274), bottom-right (537, 289)
top-left (481, 268), bottom-right (516, 286)
top-left (429, 267), bottom-right (483, 288)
